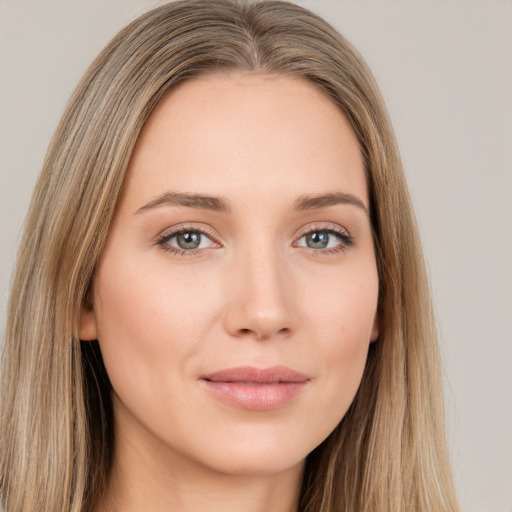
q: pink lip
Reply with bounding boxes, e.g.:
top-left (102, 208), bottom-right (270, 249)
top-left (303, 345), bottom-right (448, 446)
top-left (200, 366), bottom-right (310, 411)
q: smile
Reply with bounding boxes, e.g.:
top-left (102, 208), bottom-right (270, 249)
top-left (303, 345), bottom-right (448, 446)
top-left (200, 366), bottom-right (310, 411)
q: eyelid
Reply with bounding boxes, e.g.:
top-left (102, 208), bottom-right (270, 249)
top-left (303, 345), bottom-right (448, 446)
top-left (295, 222), bottom-right (351, 239)
top-left (156, 223), bottom-right (220, 242)
top-left (293, 222), bottom-right (354, 252)
top-left (155, 223), bottom-right (222, 255)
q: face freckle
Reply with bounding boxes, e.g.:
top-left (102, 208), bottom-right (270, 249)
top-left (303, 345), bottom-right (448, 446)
top-left (80, 73), bottom-right (379, 479)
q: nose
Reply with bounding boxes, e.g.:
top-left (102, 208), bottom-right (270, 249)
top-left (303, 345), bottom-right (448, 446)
top-left (223, 246), bottom-right (295, 341)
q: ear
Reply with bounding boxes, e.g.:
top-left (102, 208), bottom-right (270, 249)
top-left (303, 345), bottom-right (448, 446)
top-left (370, 314), bottom-right (379, 343)
top-left (79, 290), bottom-right (98, 341)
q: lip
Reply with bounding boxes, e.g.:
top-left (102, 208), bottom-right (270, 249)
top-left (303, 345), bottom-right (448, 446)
top-left (200, 365), bottom-right (310, 411)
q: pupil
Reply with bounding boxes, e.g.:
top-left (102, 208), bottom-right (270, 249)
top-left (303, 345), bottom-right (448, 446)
top-left (177, 232), bottom-right (201, 250)
top-left (307, 231), bottom-right (328, 249)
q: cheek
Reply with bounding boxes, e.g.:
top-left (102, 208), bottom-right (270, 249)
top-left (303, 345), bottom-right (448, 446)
top-left (95, 248), bottom-right (217, 338)
top-left (91, 251), bottom-right (218, 399)
top-left (300, 259), bottom-right (378, 346)
top-left (298, 262), bottom-right (378, 415)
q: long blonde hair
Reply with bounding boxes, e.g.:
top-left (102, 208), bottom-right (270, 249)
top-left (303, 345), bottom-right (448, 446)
top-left (1, 1), bottom-right (460, 511)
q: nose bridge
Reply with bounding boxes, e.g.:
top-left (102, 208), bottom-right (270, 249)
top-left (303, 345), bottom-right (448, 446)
top-left (246, 244), bottom-right (286, 307)
top-left (224, 232), bottom-right (293, 340)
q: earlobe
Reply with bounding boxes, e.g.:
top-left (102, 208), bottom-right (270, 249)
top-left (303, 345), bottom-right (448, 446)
top-left (79, 295), bottom-right (98, 341)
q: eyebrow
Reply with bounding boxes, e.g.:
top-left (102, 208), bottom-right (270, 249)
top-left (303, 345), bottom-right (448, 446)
top-left (136, 191), bottom-right (232, 214)
top-left (293, 192), bottom-right (368, 214)
top-left (136, 190), bottom-right (368, 215)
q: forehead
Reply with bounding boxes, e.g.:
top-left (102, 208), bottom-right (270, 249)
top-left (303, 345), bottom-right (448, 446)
top-left (121, 73), bottom-right (367, 211)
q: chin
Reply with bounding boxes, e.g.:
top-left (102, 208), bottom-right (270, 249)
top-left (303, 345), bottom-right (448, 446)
top-left (198, 449), bottom-right (307, 477)
top-left (179, 425), bottom-right (325, 478)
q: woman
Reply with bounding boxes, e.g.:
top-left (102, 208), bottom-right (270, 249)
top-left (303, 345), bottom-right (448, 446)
top-left (0, 1), bottom-right (460, 511)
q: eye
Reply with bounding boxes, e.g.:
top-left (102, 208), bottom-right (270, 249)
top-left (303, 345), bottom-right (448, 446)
top-left (295, 228), bottom-right (354, 251)
top-left (157, 227), bottom-right (219, 254)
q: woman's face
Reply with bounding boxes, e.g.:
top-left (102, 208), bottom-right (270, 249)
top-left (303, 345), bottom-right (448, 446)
top-left (81, 74), bottom-right (379, 477)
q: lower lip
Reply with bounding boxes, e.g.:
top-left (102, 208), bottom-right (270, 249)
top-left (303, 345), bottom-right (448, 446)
top-left (202, 381), bottom-right (308, 411)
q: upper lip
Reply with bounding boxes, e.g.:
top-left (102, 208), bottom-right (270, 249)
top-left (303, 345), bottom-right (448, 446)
top-left (201, 365), bottom-right (310, 384)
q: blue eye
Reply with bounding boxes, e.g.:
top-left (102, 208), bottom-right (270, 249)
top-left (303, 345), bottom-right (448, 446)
top-left (174, 231), bottom-right (204, 250)
top-left (158, 229), bottom-right (216, 253)
top-left (296, 229), bottom-right (353, 251)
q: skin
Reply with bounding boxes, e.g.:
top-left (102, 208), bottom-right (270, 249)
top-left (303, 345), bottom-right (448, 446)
top-left (81, 74), bottom-right (379, 512)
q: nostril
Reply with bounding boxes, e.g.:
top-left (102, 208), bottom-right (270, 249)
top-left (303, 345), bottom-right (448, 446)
top-left (236, 326), bottom-right (292, 341)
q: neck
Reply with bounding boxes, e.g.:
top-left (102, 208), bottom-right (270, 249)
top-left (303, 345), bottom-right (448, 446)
top-left (98, 466), bottom-right (303, 512)
top-left (94, 402), bottom-right (304, 512)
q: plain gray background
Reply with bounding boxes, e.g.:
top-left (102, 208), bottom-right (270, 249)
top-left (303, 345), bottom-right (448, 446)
top-left (1, 1), bottom-right (511, 510)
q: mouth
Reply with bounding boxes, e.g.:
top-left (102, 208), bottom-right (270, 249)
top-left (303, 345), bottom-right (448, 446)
top-left (200, 365), bottom-right (310, 411)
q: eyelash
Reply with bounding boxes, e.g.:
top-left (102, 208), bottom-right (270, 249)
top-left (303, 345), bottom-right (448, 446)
top-left (155, 224), bottom-right (354, 256)
top-left (156, 224), bottom-right (220, 256)
top-left (295, 225), bottom-right (354, 254)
